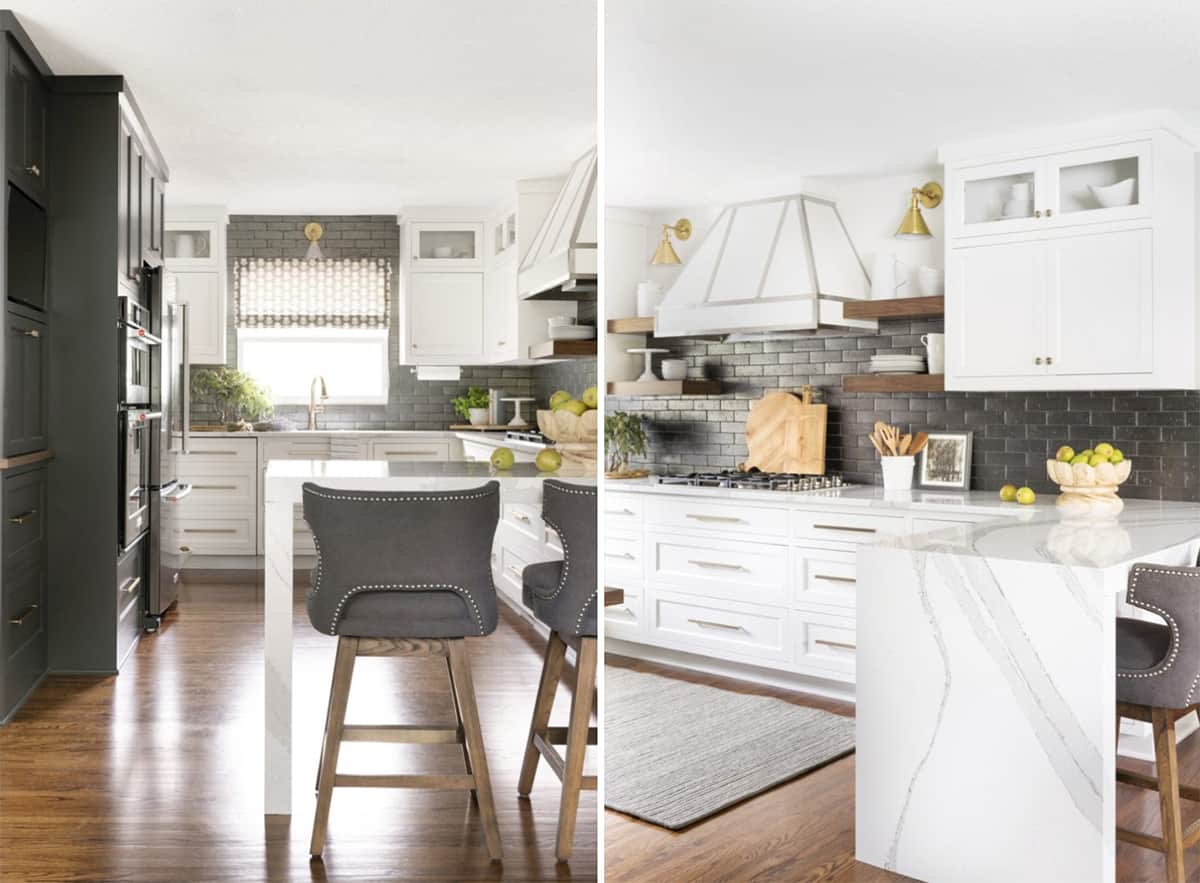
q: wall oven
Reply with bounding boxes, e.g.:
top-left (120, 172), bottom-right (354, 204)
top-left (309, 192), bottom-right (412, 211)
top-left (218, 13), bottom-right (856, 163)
top-left (119, 292), bottom-right (158, 406)
top-left (120, 408), bottom-right (159, 550)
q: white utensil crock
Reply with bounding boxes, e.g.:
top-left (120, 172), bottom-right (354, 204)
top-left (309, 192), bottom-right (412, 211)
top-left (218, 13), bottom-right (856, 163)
top-left (636, 281), bottom-right (665, 318)
top-left (920, 333), bottom-right (945, 374)
top-left (881, 455), bottom-right (915, 490)
top-left (870, 254), bottom-right (909, 300)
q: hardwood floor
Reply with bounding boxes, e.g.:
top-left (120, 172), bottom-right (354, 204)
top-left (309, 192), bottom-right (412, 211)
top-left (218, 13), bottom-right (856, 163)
top-left (0, 581), bottom-right (596, 882)
top-left (604, 654), bottom-right (1200, 883)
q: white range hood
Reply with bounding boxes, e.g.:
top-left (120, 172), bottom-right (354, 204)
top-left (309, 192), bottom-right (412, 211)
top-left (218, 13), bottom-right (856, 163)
top-left (519, 146), bottom-right (597, 300)
top-left (654, 193), bottom-right (877, 338)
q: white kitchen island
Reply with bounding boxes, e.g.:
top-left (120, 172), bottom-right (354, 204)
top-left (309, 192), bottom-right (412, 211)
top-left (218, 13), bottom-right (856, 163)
top-left (261, 459), bottom-right (592, 816)
top-left (856, 500), bottom-right (1200, 883)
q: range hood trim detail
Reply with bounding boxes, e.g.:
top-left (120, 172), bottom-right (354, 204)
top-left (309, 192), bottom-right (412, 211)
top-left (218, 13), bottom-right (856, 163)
top-left (519, 146), bottom-right (598, 300)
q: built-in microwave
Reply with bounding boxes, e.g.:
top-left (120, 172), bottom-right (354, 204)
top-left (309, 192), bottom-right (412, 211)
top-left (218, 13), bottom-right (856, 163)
top-left (119, 291), bottom-right (158, 406)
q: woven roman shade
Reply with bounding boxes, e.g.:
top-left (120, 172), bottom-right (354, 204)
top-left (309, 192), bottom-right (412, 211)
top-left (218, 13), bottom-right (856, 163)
top-left (234, 257), bottom-right (391, 328)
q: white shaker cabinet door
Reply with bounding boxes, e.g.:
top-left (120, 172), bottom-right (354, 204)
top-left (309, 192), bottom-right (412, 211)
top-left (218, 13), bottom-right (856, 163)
top-left (171, 270), bottom-right (226, 365)
top-left (1046, 228), bottom-right (1153, 377)
top-left (947, 239), bottom-right (1046, 379)
top-left (406, 272), bottom-right (485, 362)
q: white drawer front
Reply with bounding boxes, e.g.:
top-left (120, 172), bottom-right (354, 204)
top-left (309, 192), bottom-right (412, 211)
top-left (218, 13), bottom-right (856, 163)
top-left (176, 516), bottom-right (257, 555)
top-left (605, 587), bottom-right (644, 642)
top-left (792, 509), bottom-right (906, 545)
top-left (647, 496), bottom-right (788, 538)
top-left (604, 493), bottom-right (644, 534)
top-left (176, 473), bottom-right (257, 511)
top-left (604, 532), bottom-right (643, 583)
top-left (794, 547), bottom-right (858, 610)
top-left (650, 590), bottom-right (790, 665)
top-left (793, 606), bottom-right (857, 682)
top-left (911, 516), bottom-right (986, 534)
top-left (368, 440), bottom-right (451, 461)
top-left (261, 437), bottom-right (332, 465)
top-left (182, 436), bottom-right (258, 469)
top-left (497, 542), bottom-right (532, 600)
top-left (504, 502), bottom-right (544, 545)
top-left (649, 534), bottom-right (788, 606)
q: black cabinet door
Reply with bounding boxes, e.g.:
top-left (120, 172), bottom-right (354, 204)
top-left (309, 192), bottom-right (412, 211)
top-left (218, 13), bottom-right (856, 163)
top-left (3, 309), bottom-right (47, 456)
top-left (117, 119), bottom-right (131, 285)
top-left (4, 42), bottom-right (46, 206)
top-left (127, 131), bottom-right (146, 284)
top-left (1, 464), bottom-right (46, 719)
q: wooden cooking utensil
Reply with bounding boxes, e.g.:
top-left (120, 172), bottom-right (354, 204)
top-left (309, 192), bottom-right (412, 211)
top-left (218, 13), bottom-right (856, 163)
top-left (867, 433), bottom-right (886, 456)
top-left (910, 431), bottom-right (929, 456)
top-left (900, 433), bottom-right (912, 455)
top-left (744, 386), bottom-right (827, 474)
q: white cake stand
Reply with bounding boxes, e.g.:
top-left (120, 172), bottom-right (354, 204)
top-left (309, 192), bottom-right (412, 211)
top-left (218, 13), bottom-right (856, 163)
top-left (626, 347), bottom-right (670, 382)
top-left (501, 397), bottom-right (535, 427)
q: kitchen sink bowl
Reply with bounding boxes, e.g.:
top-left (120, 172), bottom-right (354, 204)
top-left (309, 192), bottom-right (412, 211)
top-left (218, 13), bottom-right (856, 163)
top-left (1046, 457), bottom-right (1133, 516)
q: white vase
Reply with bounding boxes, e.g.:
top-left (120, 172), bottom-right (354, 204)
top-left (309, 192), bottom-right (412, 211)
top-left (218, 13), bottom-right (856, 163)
top-left (468, 408), bottom-right (490, 426)
top-left (881, 455), bottom-right (915, 490)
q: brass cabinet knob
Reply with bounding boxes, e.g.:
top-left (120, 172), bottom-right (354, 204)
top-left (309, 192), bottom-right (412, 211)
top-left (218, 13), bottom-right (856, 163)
top-left (1035, 357), bottom-right (1044, 365)
top-left (1034, 210), bottom-right (1043, 218)
top-left (1046, 355), bottom-right (1054, 365)
top-left (25, 164), bottom-right (39, 177)
top-left (1046, 208), bottom-right (1054, 217)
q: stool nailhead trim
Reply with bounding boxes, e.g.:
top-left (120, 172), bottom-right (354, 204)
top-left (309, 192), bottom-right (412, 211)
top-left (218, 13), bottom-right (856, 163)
top-left (327, 583), bottom-right (485, 636)
top-left (1119, 567), bottom-right (1200, 688)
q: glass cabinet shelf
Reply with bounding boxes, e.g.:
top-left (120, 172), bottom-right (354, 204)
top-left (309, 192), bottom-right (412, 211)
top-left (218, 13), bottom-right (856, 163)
top-left (164, 228), bottom-right (213, 260)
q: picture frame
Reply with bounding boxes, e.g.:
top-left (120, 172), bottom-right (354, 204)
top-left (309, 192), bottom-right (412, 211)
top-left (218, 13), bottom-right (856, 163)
top-left (917, 431), bottom-right (974, 490)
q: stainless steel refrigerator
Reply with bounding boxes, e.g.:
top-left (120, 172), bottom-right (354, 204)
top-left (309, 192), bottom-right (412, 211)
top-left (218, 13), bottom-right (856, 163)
top-left (147, 269), bottom-right (192, 630)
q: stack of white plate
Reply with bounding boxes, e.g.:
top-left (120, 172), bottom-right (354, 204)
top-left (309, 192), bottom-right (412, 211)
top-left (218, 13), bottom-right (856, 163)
top-left (868, 354), bottom-right (927, 375)
top-left (548, 324), bottom-right (596, 341)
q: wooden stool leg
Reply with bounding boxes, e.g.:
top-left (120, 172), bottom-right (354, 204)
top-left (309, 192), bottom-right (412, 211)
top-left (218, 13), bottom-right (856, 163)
top-left (445, 655), bottom-right (475, 798)
top-left (447, 639), bottom-right (503, 861)
top-left (314, 671), bottom-right (338, 793)
top-left (518, 631), bottom-right (568, 797)
top-left (556, 636), bottom-right (597, 863)
top-left (1153, 707), bottom-right (1187, 883)
top-left (310, 636), bottom-right (357, 858)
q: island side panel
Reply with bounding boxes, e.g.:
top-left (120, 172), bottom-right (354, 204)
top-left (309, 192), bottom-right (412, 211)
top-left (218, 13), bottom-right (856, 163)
top-left (264, 493), bottom-right (295, 816)
top-left (856, 544), bottom-right (1115, 883)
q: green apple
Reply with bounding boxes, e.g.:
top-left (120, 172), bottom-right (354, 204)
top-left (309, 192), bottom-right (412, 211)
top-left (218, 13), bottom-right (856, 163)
top-left (561, 399), bottom-right (587, 416)
top-left (549, 390), bottom-right (572, 410)
top-left (1094, 442), bottom-right (1114, 458)
top-left (490, 447), bottom-right (515, 470)
top-left (1088, 453), bottom-right (1109, 467)
top-left (1055, 445), bottom-right (1075, 463)
top-left (1110, 449), bottom-right (1125, 464)
top-left (1079, 449), bottom-right (1094, 459)
top-left (535, 448), bottom-right (562, 473)
top-left (581, 386), bottom-right (598, 409)
top-left (1069, 453), bottom-right (1089, 466)
top-left (999, 484), bottom-right (1018, 502)
top-left (1016, 487), bottom-right (1036, 505)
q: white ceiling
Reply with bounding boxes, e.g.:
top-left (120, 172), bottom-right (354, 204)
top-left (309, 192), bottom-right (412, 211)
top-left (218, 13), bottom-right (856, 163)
top-left (606, 0), bottom-right (1200, 208)
top-left (16, 0), bottom-right (597, 212)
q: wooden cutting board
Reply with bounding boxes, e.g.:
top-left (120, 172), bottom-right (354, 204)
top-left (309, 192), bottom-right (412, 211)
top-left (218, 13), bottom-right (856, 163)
top-left (743, 387), bottom-right (827, 474)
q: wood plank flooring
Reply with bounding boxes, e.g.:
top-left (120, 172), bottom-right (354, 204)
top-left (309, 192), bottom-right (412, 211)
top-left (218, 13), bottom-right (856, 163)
top-left (604, 654), bottom-right (1200, 882)
top-left (0, 581), bottom-right (595, 882)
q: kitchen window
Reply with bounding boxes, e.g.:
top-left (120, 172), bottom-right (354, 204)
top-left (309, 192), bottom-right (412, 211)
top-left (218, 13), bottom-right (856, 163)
top-left (234, 257), bottom-right (391, 404)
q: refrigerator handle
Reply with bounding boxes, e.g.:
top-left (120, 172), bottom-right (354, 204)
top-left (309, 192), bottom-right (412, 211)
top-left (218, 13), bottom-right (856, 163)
top-left (180, 302), bottom-right (191, 455)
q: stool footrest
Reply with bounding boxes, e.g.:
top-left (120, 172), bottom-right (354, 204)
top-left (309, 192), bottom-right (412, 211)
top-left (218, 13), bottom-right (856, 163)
top-left (1118, 817), bottom-right (1200, 853)
top-left (544, 726), bottom-right (597, 745)
top-left (341, 725), bottom-right (463, 744)
top-left (1117, 767), bottom-right (1200, 803)
top-left (334, 773), bottom-right (475, 790)
top-left (354, 637), bottom-right (450, 657)
top-left (534, 733), bottom-right (565, 781)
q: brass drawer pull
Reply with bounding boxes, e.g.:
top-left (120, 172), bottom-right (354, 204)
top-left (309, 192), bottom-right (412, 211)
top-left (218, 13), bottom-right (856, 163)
top-left (606, 508), bottom-right (635, 516)
top-left (513, 513), bottom-right (532, 524)
top-left (688, 618), bottom-right (745, 632)
top-left (8, 509), bottom-right (37, 525)
top-left (183, 528), bottom-right (238, 534)
top-left (120, 576), bottom-right (142, 596)
top-left (606, 551), bottom-right (635, 560)
top-left (814, 574), bottom-right (857, 584)
top-left (8, 603), bottom-right (38, 625)
top-left (22, 328), bottom-right (40, 338)
top-left (179, 545), bottom-right (191, 553)
top-left (383, 450), bottom-right (440, 456)
top-left (195, 450), bottom-right (241, 456)
top-left (506, 565), bottom-right (522, 577)
top-left (25, 164), bottom-right (40, 177)
top-left (191, 484), bottom-right (238, 491)
top-left (814, 638), bottom-right (857, 651)
top-left (688, 559), bottom-right (747, 571)
top-left (813, 523), bottom-right (876, 534)
top-left (686, 514), bottom-right (744, 523)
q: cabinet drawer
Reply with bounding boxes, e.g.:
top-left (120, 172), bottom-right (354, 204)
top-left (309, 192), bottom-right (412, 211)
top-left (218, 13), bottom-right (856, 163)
top-left (646, 496), bottom-right (788, 537)
top-left (116, 539), bottom-right (144, 666)
top-left (648, 533), bottom-right (789, 606)
top-left (605, 587), bottom-right (644, 642)
top-left (368, 439), bottom-right (451, 461)
top-left (176, 473), bottom-right (256, 511)
top-left (793, 606), bottom-right (857, 683)
top-left (650, 590), bottom-right (790, 665)
top-left (604, 531), bottom-right (642, 583)
top-left (3, 558), bottom-right (45, 661)
top-left (3, 466), bottom-right (45, 568)
top-left (792, 509), bottom-right (905, 545)
top-left (504, 502), bottom-right (544, 545)
top-left (176, 516), bottom-right (257, 555)
top-left (911, 516), bottom-right (987, 535)
top-left (604, 494), bottom-right (644, 534)
top-left (794, 547), bottom-right (857, 610)
top-left (182, 436), bottom-right (257, 469)
top-left (497, 542), bottom-right (533, 601)
top-left (260, 437), bottom-right (331, 464)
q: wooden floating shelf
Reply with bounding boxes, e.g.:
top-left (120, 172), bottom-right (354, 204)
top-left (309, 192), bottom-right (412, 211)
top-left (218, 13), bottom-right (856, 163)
top-left (448, 424), bottom-right (520, 432)
top-left (607, 379), bottom-right (723, 396)
top-left (843, 374), bottom-right (944, 393)
top-left (528, 339), bottom-right (597, 360)
top-left (842, 295), bottom-right (945, 321)
top-left (607, 316), bottom-right (655, 334)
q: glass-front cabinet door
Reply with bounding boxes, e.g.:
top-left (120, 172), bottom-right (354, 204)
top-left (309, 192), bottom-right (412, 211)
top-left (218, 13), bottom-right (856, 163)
top-left (408, 222), bottom-right (483, 270)
top-left (1045, 141), bottom-right (1151, 226)
top-left (948, 157), bottom-right (1046, 238)
top-left (163, 221), bottom-right (219, 268)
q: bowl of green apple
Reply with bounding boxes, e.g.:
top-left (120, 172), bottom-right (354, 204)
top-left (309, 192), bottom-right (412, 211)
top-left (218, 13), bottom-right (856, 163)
top-left (1046, 443), bottom-right (1132, 515)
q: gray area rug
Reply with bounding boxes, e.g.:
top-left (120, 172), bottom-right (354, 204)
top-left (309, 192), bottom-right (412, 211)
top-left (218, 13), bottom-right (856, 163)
top-left (604, 666), bottom-right (856, 830)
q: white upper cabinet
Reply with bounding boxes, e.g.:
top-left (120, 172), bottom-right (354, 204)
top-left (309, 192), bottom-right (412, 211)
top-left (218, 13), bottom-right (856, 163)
top-left (407, 221), bottom-right (483, 271)
top-left (165, 207), bottom-right (227, 365)
top-left (940, 116), bottom-right (1198, 390)
top-left (404, 272), bottom-right (485, 363)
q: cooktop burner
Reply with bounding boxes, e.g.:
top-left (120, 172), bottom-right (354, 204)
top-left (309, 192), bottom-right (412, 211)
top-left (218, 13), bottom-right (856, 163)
top-left (505, 429), bottom-right (547, 444)
top-left (657, 470), bottom-right (852, 492)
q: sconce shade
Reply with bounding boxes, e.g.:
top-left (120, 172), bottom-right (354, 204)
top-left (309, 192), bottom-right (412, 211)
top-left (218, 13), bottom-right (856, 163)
top-left (894, 182), bottom-right (942, 240)
top-left (652, 235), bottom-right (682, 265)
top-left (304, 221), bottom-right (325, 260)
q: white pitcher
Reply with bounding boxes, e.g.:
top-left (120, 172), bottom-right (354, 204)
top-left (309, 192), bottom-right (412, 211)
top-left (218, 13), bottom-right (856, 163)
top-left (870, 254), bottom-right (910, 300)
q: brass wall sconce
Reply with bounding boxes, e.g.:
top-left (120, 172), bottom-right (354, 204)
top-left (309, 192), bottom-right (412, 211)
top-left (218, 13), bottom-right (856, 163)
top-left (895, 182), bottom-right (943, 240)
top-left (651, 218), bottom-right (692, 265)
top-left (304, 221), bottom-right (325, 260)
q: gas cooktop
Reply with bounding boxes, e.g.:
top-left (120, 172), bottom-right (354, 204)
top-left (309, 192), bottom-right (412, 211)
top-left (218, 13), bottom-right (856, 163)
top-left (656, 470), bottom-right (852, 492)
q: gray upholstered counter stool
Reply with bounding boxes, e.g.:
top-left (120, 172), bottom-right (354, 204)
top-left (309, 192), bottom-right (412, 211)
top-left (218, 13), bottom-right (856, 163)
top-left (517, 480), bottom-right (597, 862)
top-left (1116, 560), bottom-right (1200, 883)
top-left (302, 480), bottom-right (503, 862)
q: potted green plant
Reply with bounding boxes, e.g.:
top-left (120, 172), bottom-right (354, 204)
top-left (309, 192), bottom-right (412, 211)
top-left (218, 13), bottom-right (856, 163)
top-left (452, 386), bottom-right (491, 426)
top-left (604, 411), bottom-right (649, 477)
top-left (190, 367), bottom-right (274, 430)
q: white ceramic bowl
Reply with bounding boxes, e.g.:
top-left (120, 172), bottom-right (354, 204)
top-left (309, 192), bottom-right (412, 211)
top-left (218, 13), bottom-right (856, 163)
top-left (1045, 457), bottom-right (1133, 491)
top-left (432, 245), bottom-right (454, 258)
top-left (547, 315), bottom-right (576, 328)
top-left (660, 359), bottom-right (688, 380)
top-left (1089, 178), bottom-right (1136, 208)
top-left (548, 325), bottom-right (596, 341)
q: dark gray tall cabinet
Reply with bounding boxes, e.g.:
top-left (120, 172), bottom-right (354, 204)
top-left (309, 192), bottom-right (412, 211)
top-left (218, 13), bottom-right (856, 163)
top-left (45, 76), bottom-right (167, 676)
top-left (0, 13), bottom-right (51, 722)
